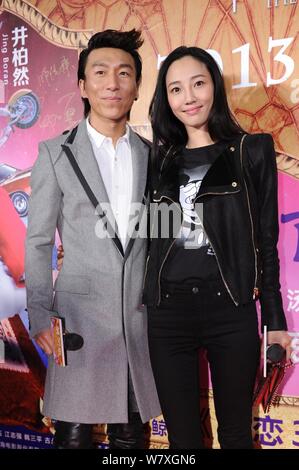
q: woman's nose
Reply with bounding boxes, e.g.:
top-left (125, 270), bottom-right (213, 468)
top-left (184, 88), bottom-right (196, 104)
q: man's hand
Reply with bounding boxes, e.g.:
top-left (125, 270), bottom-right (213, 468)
top-left (57, 244), bottom-right (64, 272)
top-left (34, 328), bottom-right (54, 356)
top-left (268, 330), bottom-right (292, 362)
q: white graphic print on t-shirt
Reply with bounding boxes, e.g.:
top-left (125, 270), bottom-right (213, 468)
top-left (178, 165), bottom-right (215, 254)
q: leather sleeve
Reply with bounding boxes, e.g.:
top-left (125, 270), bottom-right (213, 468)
top-left (245, 133), bottom-right (287, 332)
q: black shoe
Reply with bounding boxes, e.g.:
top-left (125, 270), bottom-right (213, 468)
top-left (107, 413), bottom-right (147, 449)
top-left (53, 421), bottom-right (93, 449)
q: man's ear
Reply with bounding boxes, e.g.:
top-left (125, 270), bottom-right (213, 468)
top-left (135, 79), bottom-right (141, 101)
top-left (79, 79), bottom-right (87, 98)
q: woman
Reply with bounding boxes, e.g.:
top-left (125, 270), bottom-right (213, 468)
top-left (142, 46), bottom-right (291, 449)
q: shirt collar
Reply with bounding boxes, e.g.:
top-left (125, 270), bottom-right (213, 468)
top-left (86, 118), bottom-right (130, 149)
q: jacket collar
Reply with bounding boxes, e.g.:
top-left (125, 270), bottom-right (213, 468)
top-left (62, 119), bottom-right (150, 258)
top-left (154, 138), bottom-right (243, 203)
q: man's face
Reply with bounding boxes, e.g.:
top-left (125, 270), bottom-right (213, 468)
top-left (79, 47), bottom-right (139, 124)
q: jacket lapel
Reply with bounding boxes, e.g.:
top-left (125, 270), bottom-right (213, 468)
top-left (67, 120), bottom-right (110, 203)
top-left (155, 140), bottom-right (242, 202)
top-left (63, 120), bottom-right (124, 256)
top-left (130, 130), bottom-right (149, 205)
top-left (197, 144), bottom-right (241, 196)
top-left (123, 130), bottom-right (149, 260)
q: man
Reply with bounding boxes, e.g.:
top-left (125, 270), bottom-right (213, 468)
top-left (25, 29), bottom-right (160, 449)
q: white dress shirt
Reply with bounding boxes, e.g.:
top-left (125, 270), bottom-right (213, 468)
top-left (86, 118), bottom-right (133, 250)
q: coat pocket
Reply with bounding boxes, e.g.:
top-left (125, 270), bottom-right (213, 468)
top-left (54, 274), bottom-right (90, 295)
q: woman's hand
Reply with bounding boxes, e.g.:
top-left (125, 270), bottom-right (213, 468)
top-left (57, 244), bottom-right (64, 272)
top-left (268, 330), bottom-right (292, 362)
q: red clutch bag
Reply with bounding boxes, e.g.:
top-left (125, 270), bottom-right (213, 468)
top-left (253, 362), bottom-right (286, 413)
top-left (253, 345), bottom-right (292, 413)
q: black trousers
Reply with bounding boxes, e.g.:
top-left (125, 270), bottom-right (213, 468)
top-left (147, 280), bottom-right (260, 449)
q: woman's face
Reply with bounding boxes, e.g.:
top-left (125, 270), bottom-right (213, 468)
top-left (165, 55), bottom-right (214, 134)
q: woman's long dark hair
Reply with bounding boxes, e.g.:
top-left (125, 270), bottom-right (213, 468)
top-left (149, 46), bottom-right (244, 171)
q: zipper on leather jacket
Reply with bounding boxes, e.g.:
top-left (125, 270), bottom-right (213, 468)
top-left (143, 145), bottom-right (179, 297)
top-left (142, 254), bottom-right (151, 295)
top-left (193, 191), bottom-right (240, 307)
top-left (151, 195), bottom-right (182, 306)
top-left (153, 193), bottom-right (239, 306)
top-left (239, 135), bottom-right (259, 299)
top-left (153, 194), bottom-right (182, 212)
top-left (159, 145), bottom-right (173, 176)
top-left (142, 201), bottom-right (159, 294)
top-left (157, 239), bottom-right (177, 305)
top-left (151, 192), bottom-right (239, 306)
top-left (142, 196), bottom-right (177, 295)
top-left (195, 189), bottom-right (240, 199)
top-left (199, 227), bottom-right (238, 306)
top-left (146, 137), bottom-right (258, 306)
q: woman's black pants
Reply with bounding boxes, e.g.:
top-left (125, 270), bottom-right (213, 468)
top-left (147, 280), bottom-right (260, 449)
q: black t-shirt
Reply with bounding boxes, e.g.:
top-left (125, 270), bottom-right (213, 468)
top-left (162, 141), bottom-right (229, 284)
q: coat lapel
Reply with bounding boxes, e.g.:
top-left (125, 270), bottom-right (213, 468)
top-left (63, 122), bottom-right (149, 259)
top-left (124, 130), bottom-right (149, 260)
top-left (130, 130), bottom-right (149, 206)
top-left (63, 120), bottom-right (124, 256)
top-left (67, 120), bottom-right (110, 203)
top-left (197, 140), bottom-right (242, 197)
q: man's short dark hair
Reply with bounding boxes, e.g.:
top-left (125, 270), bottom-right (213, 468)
top-left (78, 29), bottom-right (143, 118)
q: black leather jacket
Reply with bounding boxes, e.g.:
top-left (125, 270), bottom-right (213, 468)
top-left (142, 133), bottom-right (287, 332)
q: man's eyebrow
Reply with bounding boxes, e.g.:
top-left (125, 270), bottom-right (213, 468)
top-left (91, 62), bottom-right (134, 70)
top-left (118, 63), bottom-right (134, 70)
top-left (91, 62), bottom-right (108, 67)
